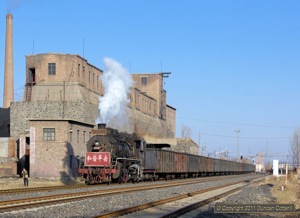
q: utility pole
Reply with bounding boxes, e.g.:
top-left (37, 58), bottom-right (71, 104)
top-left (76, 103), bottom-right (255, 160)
top-left (234, 129), bottom-right (241, 159)
top-left (266, 140), bottom-right (269, 167)
top-left (198, 132), bottom-right (201, 155)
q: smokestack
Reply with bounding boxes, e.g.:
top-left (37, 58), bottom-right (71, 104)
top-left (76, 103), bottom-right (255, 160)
top-left (97, 123), bottom-right (106, 129)
top-left (3, 13), bottom-right (14, 108)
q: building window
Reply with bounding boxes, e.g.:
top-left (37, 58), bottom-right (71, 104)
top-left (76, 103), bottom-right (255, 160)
top-left (48, 63), bottom-right (56, 75)
top-left (77, 130), bottom-right (80, 143)
top-left (141, 76), bottom-right (147, 85)
top-left (83, 131), bottom-right (86, 142)
top-left (78, 64), bottom-right (80, 77)
top-left (43, 128), bottom-right (55, 141)
top-left (89, 72), bottom-right (91, 83)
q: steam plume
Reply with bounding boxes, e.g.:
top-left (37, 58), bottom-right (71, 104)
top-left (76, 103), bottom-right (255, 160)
top-left (96, 57), bottom-right (133, 124)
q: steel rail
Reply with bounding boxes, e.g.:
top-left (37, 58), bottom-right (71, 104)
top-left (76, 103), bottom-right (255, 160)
top-left (0, 184), bottom-right (87, 194)
top-left (0, 173), bottom-right (249, 195)
top-left (95, 180), bottom-right (254, 218)
top-left (0, 175), bottom-right (261, 213)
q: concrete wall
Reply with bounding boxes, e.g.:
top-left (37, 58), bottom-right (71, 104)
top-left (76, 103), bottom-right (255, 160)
top-left (130, 88), bottom-right (157, 117)
top-left (132, 74), bottom-right (164, 119)
top-left (0, 138), bottom-right (15, 158)
top-left (96, 106), bottom-right (174, 139)
top-left (166, 105), bottom-right (176, 137)
top-left (0, 138), bottom-right (8, 157)
top-left (0, 138), bottom-right (17, 176)
top-left (143, 136), bottom-right (177, 146)
top-left (29, 83), bottom-right (99, 104)
top-left (25, 54), bottom-right (103, 95)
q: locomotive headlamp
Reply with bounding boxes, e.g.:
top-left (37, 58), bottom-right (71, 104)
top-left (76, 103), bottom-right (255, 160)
top-left (94, 141), bottom-right (100, 146)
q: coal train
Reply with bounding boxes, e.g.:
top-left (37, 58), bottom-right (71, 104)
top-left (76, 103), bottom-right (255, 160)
top-left (78, 124), bottom-right (255, 184)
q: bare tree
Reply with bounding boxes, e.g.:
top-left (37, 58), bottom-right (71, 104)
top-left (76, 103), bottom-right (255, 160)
top-left (290, 129), bottom-right (300, 166)
top-left (181, 124), bottom-right (192, 138)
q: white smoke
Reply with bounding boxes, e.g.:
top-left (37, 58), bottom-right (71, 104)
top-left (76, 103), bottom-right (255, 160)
top-left (96, 57), bottom-right (133, 125)
top-left (7, 0), bottom-right (26, 13)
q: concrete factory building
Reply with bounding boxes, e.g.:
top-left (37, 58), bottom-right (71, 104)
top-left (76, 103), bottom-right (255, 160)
top-left (8, 53), bottom-right (176, 179)
top-left (0, 13), bottom-right (191, 180)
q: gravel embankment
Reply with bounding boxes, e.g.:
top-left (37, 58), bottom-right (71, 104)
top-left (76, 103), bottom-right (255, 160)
top-left (1, 174), bottom-right (265, 218)
top-left (180, 182), bottom-right (297, 218)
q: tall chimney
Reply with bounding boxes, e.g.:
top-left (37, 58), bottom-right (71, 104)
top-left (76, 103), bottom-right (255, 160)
top-left (3, 13), bottom-right (14, 108)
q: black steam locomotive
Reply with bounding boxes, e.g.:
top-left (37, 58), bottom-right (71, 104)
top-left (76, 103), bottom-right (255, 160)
top-left (78, 124), bottom-right (145, 184)
top-left (78, 124), bottom-right (255, 184)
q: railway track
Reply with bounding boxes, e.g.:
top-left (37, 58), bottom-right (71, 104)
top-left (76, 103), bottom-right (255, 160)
top-left (96, 179), bottom-right (257, 217)
top-left (0, 184), bottom-right (87, 195)
top-left (0, 174), bottom-right (262, 214)
top-left (0, 174), bottom-right (248, 195)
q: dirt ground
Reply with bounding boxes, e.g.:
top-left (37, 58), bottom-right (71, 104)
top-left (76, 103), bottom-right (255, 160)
top-left (261, 173), bottom-right (300, 211)
top-left (0, 176), bottom-right (81, 190)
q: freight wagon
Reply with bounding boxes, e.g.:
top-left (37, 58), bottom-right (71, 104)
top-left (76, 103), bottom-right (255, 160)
top-left (142, 144), bottom-right (255, 181)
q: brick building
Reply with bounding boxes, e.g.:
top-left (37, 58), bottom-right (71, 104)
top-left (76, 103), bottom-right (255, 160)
top-left (9, 53), bottom-right (176, 179)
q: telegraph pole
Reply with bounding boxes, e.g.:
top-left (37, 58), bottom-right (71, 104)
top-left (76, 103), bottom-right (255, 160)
top-left (198, 132), bottom-right (201, 155)
top-left (234, 129), bottom-right (241, 159)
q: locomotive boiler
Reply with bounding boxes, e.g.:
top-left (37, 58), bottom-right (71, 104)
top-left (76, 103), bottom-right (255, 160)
top-left (78, 123), bottom-right (145, 184)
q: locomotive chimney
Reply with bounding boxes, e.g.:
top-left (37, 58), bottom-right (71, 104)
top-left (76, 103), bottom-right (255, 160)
top-left (3, 13), bottom-right (14, 108)
top-left (97, 123), bottom-right (106, 129)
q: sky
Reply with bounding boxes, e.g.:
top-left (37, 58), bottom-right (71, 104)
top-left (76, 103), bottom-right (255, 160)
top-left (0, 0), bottom-right (299, 163)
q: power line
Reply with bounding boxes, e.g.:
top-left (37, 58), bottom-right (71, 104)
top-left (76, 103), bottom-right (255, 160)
top-left (200, 132), bottom-right (291, 140)
top-left (177, 116), bottom-right (294, 129)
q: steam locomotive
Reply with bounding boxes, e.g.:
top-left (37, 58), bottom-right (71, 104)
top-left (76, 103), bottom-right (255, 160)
top-left (78, 124), bottom-right (255, 184)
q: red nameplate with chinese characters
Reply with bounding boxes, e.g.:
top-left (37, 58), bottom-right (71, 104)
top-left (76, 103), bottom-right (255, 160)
top-left (85, 152), bottom-right (111, 166)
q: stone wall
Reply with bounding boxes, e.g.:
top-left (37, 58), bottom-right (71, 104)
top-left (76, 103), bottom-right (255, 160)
top-left (10, 101), bottom-right (98, 138)
top-left (11, 98), bottom-right (175, 139)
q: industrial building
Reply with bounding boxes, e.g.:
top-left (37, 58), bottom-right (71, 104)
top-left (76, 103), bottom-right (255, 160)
top-left (7, 53), bottom-right (176, 179)
top-left (0, 13), bottom-right (201, 180)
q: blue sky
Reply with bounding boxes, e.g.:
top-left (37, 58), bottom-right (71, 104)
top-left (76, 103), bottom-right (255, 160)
top-left (0, 0), bottom-right (299, 162)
